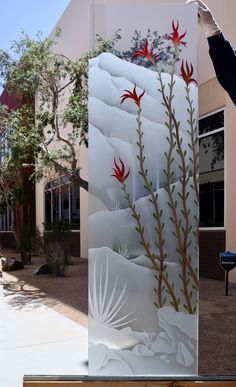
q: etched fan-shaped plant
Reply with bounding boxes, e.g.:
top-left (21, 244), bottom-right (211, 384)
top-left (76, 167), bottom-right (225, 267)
top-left (118, 243), bottom-right (130, 258)
top-left (89, 256), bottom-right (137, 329)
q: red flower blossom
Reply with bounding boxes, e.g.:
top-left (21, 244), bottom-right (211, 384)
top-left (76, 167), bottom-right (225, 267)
top-left (111, 158), bottom-right (130, 184)
top-left (132, 40), bottom-right (160, 65)
top-left (180, 60), bottom-right (197, 86)
top-left (120, 84), bottom-right (145, 108)
top-left (165, 20), bottom-right (187, 48)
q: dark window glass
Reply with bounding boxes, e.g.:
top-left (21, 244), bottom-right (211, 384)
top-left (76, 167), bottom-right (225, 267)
top-left (70, 185), bottom-right (80, 230)
top-left (0, 214), bottom-right (3, 231)
top-left (52, 178), bottom-right (60, 188)
top-left (61, 176), bottom-right (70, 185)
top-left (61, 185), bottom-right (70, 223)
top-left (6, 208), bottom-right (9, 230)
top-left (200, 181), bottom-right (224, 227)
top-left (215, 186), bottom-right (224, 224)
top-left (52, 188), bottom-right (60, 222)
top-left (9, 208), bottom-right (12, 230)
top-left (45, 182), bottom-right (51, 190)
top-left (0, 205), bottom-right (13, 232)
top-left (199, 110), bottom-right (224, 135)
top-left (45, 191), bottom-right (52, 223)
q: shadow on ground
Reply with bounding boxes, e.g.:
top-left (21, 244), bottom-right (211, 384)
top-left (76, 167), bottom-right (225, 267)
top-left (3, 280), bottom-right (49, 310)
top-left (1, 252), bottom-right (88, 326)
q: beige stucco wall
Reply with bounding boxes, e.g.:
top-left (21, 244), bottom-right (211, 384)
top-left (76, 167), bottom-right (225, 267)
top-left (36, 0), bottom-right (236, 268)
top-left (226, 96), bottom-right (236, 283)
top-left (35, 0), bottom-right (93, 257)
top-left (199, 78), bottom-right (226, 117)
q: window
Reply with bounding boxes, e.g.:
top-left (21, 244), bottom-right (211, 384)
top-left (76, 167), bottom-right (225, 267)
top-left (0, 200), bottom-right (13, 232)
top-left (199, 110), bottom-right (224, 227)
top-left (44, 175), bottom-right (80, 230)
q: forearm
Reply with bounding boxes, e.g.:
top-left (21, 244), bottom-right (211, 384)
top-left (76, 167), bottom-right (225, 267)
top-left (208, 33), bottom-right (236, 105)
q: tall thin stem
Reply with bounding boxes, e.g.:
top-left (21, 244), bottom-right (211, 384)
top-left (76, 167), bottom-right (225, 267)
top-left (186, 85), bottom-right (199, 245)
top-left (122, 183), bottom-right (179, 311)
top-left (155, 58), bottom-right (197, 313)
top-left (136, 107), bottom-right (166, 308)
top-left (186, 85), bottom-right (199, 204)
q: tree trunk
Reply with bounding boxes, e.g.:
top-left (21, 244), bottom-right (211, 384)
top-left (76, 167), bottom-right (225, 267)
top-left (11, 203), bottom-right (29, 263)
top-left (27, 203), bottom-right (32, 264)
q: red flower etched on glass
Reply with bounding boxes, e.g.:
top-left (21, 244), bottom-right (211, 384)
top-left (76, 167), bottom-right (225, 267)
top-left (120, 84), bottom-right (145, 108)
top-left (165, 20), bottom-right (187, 48)
top-left (111, 158), bottom-right (130, 184)
top-left (180, 60), bottom-right (197, 86)
top-left (132, 40), bottom-right (160, 65)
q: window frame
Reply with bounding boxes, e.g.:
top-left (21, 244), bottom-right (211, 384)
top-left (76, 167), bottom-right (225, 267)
top-left (199, 108), bottom-right (225, 230)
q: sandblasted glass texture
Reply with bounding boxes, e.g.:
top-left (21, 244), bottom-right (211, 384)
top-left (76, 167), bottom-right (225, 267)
top-left (89, 3), bottom-right (199, 377)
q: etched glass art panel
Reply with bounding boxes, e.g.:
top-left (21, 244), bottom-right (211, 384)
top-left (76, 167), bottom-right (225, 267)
top-left (89, 3), bottom-right (198, 376)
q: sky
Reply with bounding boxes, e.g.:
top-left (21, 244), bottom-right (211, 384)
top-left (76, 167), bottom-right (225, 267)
top-left (0, 0), bottom-right (70, 93)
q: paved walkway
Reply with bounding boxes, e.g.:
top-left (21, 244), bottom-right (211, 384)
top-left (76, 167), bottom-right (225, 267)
top-left (0, 274), bottom-right (88, 387)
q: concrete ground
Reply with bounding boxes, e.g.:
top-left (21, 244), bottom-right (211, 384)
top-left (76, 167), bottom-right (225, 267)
top-left (0, 273), bottom-right (88, 387)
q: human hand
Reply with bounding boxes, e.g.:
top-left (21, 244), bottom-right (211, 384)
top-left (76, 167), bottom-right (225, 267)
top-left (186, 0), bottom-right (221, 38)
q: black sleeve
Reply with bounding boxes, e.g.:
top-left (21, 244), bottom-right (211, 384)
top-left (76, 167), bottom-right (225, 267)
top-left (208, 33), bottom-right (236, 105)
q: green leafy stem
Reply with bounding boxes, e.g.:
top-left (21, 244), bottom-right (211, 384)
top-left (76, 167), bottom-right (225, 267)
top-left (121, 182), bottom-right (180, 312)
top-left (154, 57), bottom-right (198, 314)
top-left (136, 107), bottom-right (167, 308)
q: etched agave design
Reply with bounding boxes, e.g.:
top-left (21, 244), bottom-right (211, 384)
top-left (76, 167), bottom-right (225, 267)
top-left (118, 243), bottom-right (130, 258)
top-left (89, 256), bottom-right (136, 329)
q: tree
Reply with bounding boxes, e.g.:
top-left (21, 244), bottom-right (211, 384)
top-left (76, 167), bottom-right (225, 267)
top-left (0, 30), bottom-right (110, 260)
top-left (0, 102), bottom-right (37, 261)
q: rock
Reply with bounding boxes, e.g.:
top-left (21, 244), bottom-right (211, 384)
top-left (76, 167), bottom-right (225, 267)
top-left (176, 342), bottom-right (194, 367)
top-left (33, 263), bottom-right (52, 275)
top-left (89, 344), bottom-right (133, 375)
top-left (158, 306), bottom-right (198, 342)
top-left (151, 332), bottom-right (176, 354)
top-left (132, 344), bottom-right (154, 357)
top-left (1, 257), bottom-right (24, 272)
top-left (157, 306), bottom-right (197, 366)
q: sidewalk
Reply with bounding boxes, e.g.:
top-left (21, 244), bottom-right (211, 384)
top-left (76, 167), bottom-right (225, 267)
top-left (0, 274), bottom-right (88, 387)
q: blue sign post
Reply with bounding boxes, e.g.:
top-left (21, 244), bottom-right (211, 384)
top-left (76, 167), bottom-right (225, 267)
top-left (220, 251), bottom-right (236, 296)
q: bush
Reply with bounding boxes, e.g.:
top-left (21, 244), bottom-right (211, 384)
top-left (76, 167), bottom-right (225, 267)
top-left (43, 221), bottom-right (72, 277)
top-left (20, 225), bottom-right (43, 256)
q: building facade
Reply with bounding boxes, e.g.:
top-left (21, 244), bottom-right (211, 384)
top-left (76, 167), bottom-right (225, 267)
top-left (1, 0), bottom-right (235, 281)
top-left (45, 0), bottom-right (235, 280)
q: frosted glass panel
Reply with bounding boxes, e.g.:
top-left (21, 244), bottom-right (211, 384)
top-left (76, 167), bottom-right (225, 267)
top-left (89, 3), bottom-right (198, 377)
